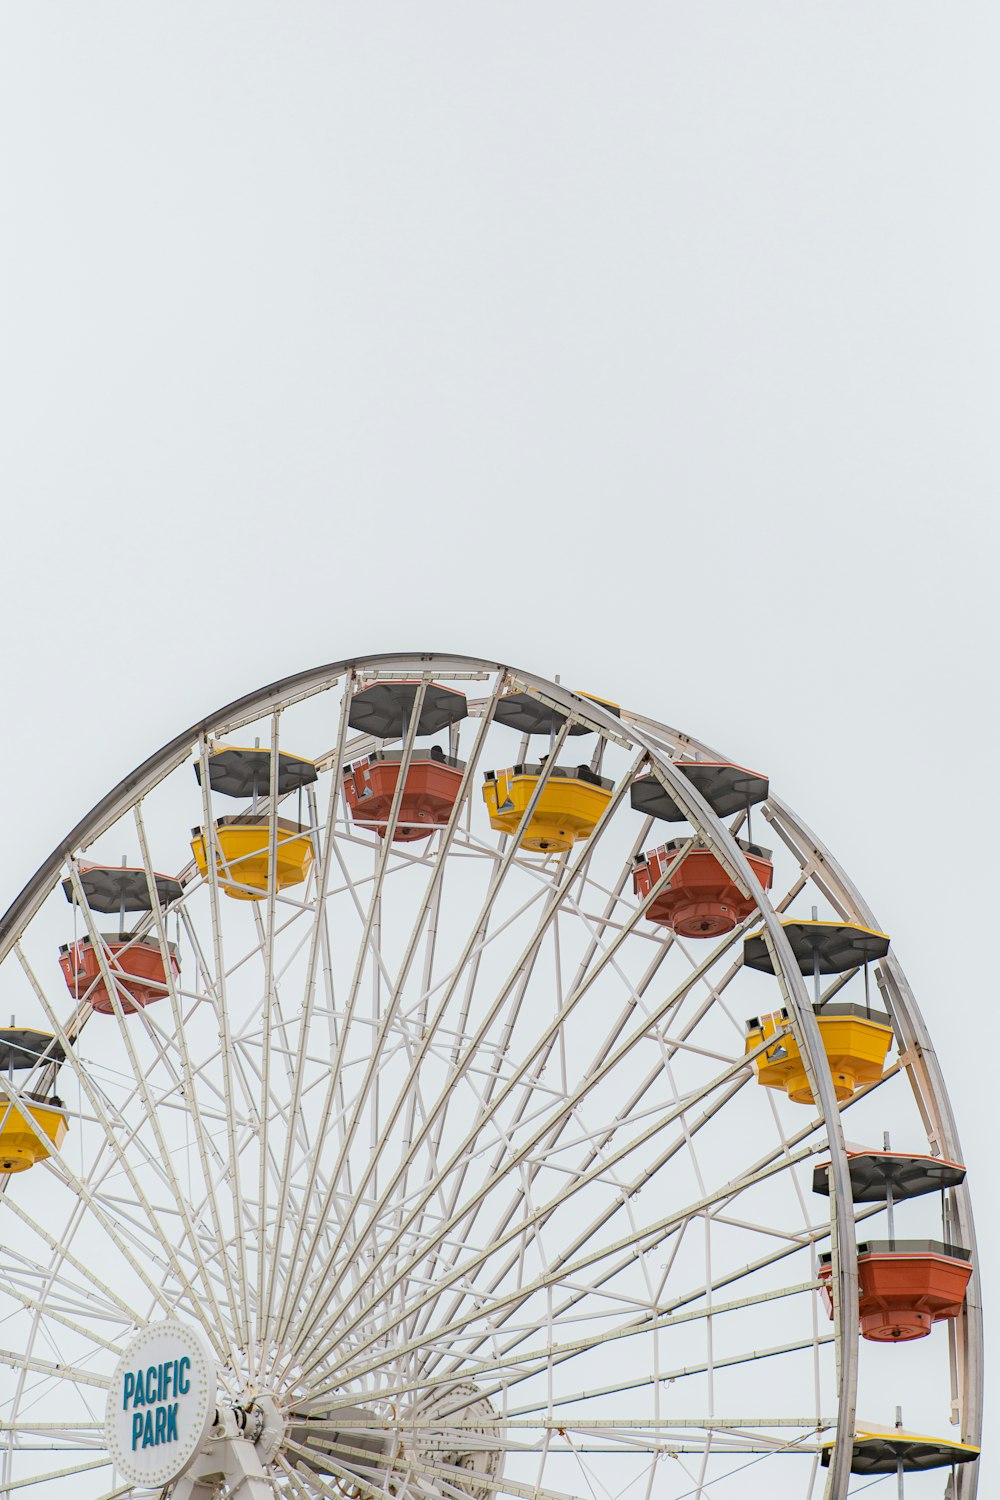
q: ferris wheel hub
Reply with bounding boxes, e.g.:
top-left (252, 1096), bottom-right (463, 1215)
top-left (284, 1383), bottom-right (505, 1496)
top-left (409, 1381), bottom-right (504, 1498)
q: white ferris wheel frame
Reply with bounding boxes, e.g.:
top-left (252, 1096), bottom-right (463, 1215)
top-left (0, 651), bottom-right (982, 1500)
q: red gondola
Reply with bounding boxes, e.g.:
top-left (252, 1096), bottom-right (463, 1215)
top-left (814, 1148), bottom-right (973, 1342)
top-left (819, 1241), bottom-right (973, 1341)
top-left (633, 839), bottom-right (773, 938)
top-left (59, 864), bottom-right (183, 1016)
top-left (59, 935), bottom-right (179, 1015)
top-left (344, 750), bottom-right (465, 842)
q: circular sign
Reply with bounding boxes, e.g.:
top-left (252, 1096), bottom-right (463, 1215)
top-left (104, 1320), bottom-right (216, 1487)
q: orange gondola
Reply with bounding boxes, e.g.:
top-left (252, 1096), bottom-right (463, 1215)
top-left (633, 839), bottom-right (773, 938)
top-left (59, 935), bottom-right (180, 1015)
top-left (60, 865), bottom-right (183, 1016)
top-left (819, 1241), bottom-right (973, 1341)
top-left (344, 749), bottom-right (465, 842)
top-left (343, 680), bottom-right (469, 843)
top-left (813, 1148), bottom-right (973, 1341)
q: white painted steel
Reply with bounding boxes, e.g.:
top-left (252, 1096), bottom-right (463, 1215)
top-left (0, 654), bottom-right (979, 1500)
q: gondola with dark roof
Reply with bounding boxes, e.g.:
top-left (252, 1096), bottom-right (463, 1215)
top-left (59, 863), bottom-right (183, 1015)
top-left (631, 758), bottom-right (774, 937)
top-left (0, 1027), bottom-right (68, 1172)
top-left (343, 680), bottom-right (469, 843)
top-left (743, 917), bottom-right (897, 1105)
top-left (192, 743), bottom-right (317, 899)
top-left (814, 1146), bottom-right (974, 1342)
top-left (482, 690), bottom-right (617, 852)
top-left (630, 759), bottom-right (768, 823)
top-left (821, 1428), bottom-right (978, 1477)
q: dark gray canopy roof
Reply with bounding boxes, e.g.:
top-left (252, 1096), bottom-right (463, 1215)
top-left (0, 1028), bottom-right (65, 1071)
top-left (62, 865), bottom-right (184, 913)
top-left (195, 746), bottom-right (318, 799)
top-left (493, 691), bottom-right (619, 736)
top-left (743, 920), bottom-right (890, 976)
top-left (822, 1433), bottom-right (979, 1474)
top-left (630, 761), bottom-right (768, 822)
top-left (348, 681), bottom-right (468, 738)
top-left (813, 1150), bottom-right (966, 1202)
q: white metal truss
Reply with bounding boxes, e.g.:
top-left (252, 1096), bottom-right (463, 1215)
top-left (0, 654), bottom-right (980, 1500)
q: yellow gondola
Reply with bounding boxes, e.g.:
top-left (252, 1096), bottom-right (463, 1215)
top-left (745, 1003), bottom-right (894, 1105)
top-left (191, 817), bottom-right (314, 901)
top-left (0, 1029), bottom-right (68, 1173)
top-left (0, 1098), bottom-right (68, 1173)
top-left (482, 764), bottom-right (613, 852)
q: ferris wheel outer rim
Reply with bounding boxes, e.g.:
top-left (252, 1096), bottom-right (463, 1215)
top-left (628, 745), bottom-right (857, 1500)
top-left (631, 706), bottom-right (983, 1491)
top-left (759, 789), bottom-right (984, 1469)
top-left (629, 698), bottom-right (982, 1482)
top-left (0, 653), bottom-right (506, 961)
top-left (0, 650), bottom-right (978, 1500)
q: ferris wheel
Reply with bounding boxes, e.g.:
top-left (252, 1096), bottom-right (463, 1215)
top-left (0, 653), bottom-right (982, 1500)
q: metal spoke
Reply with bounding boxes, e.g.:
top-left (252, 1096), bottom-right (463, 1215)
top-left (0, 656), bottom-right (974, 1500)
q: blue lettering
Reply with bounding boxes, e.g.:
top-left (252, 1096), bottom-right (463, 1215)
top-left (133, 1368), bottom-right (145, 1407)
top-left (131, 1413), bottom-right (142, 1451)
top-left (122, 1371), bottom-right (135, 1411)
top-left (177, 1356), bottom-right (190, 1395)
top-left (161, 1361), bottom-right (172, 1400)
top-left (166, 1403), bottom-right (178, 1443)
top-left (154, 1406), bottom-right (166, 1446)
top-left (147, 1365), bottom-right (159, 1403)
top-left (141, 1410), bottom-right (154, 1449)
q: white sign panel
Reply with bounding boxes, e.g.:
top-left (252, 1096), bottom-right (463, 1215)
top-left (105, 1320), bottom-right (216, 1487)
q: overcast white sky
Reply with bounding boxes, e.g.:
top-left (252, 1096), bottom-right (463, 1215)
top-left (1, 3), bottom-right (996, 1483)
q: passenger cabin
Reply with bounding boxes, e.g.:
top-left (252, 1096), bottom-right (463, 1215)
top-left (192, 744), bottom-right (317, 900)
top-left (0, 1029), bottom-right (68, 1173)
top-left (343, 681), bottom-right (468, 842)
top-left (630, 760), bottom-right (772, 937)
top-left (482, 690), bottom-right (616, 851)
top-left (59, 865), bottom-right (183, 1015)
top-left (633, 838), bottom-right (773, 938)
top-left (743, 921), bottom-right (894, 1105)
top-left (814, 1149), bottom-right (973, 1342)
top-left (483, 763), bottom-right (613, 852)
